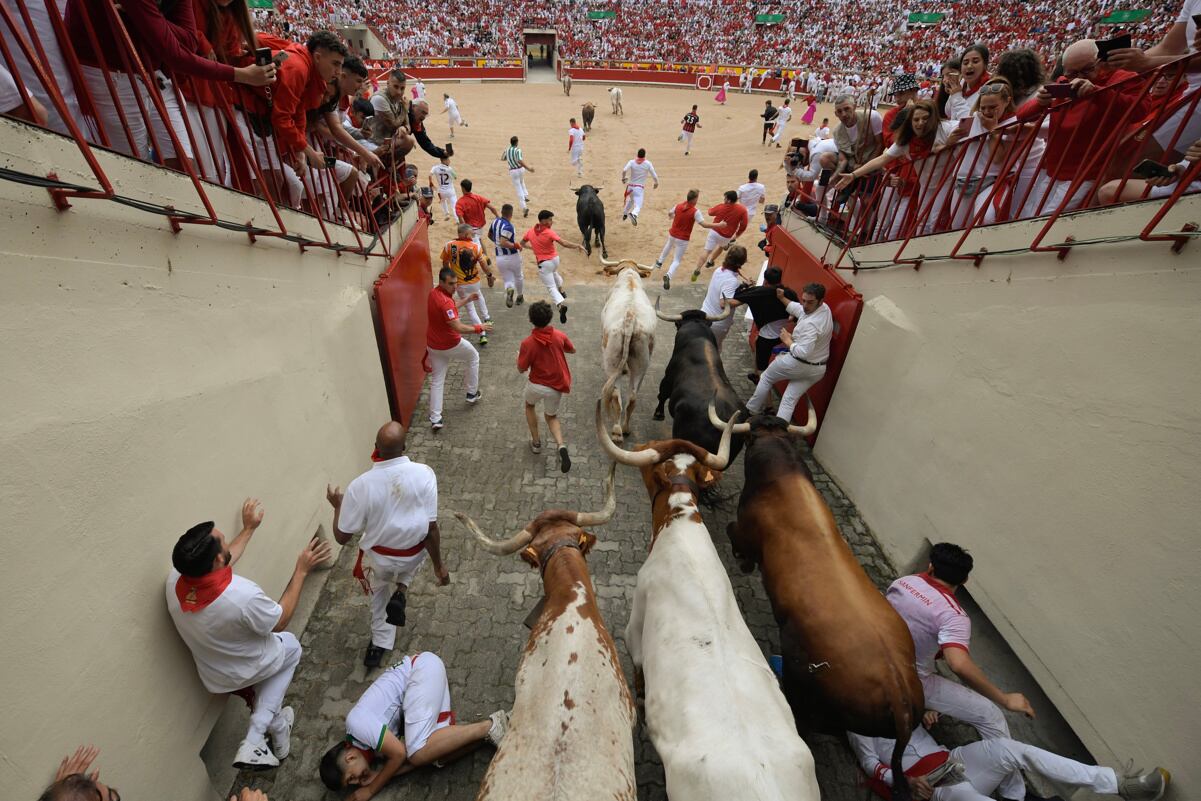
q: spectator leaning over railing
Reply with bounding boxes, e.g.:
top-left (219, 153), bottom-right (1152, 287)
top-left (1, 63), bottom-right (49, 123)
top-left (940, 77), bottom-right (1021, 230)
top-left (317, 55), bottom-right (382, 171)
top-left (943, 43), bottom-right (991, 121)
top-left (0, 0), bottom-right (90, 136)
top-left (832, 93), bottom-right (884, 230)
top-left (1099, 136), bottom-right (1201, 203)
top-left (270, 30), bottom-right (346, 202)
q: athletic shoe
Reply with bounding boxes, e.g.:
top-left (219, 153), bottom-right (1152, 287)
top-left (486, 710), bottom-right (510, 746)
top-left (559, 289), bottom-right (567, 298)
top-left (690, 270), bottom-right (700, 283)
top-left (677, 133), bottom-right (683, 141)
top-left (364, 644), bottom-right (385, 668)
top-left (685, 151), bottom-right (689, 156)
top-left (233, 738), bottom-right (279, 770)
top-left (431, 418), bottom-right (444, 431)
top-left (462, 122), bottom-right (469, 127)
top-left (466, 391), bottom-right (483, 404)
top-left (506, 288), bottom-right (515, 307)
top-left (663, 275), bottom-right (671, 290)
top-left (524, 196), bottom-right (530, 202)
top-left (705, 260), bottom-right (715, 269)
top-left (622, 213), bottom-right (628, 221)
top-left (530, 440), bottom-right (543, 455)
top-left (268, 706), bottom-right (295, 760)
top-left (1118, 768), bottom-right (1170, 800)
top-left (484, 316), bottom-right (492, 323)
top-left (558, 446), bottom-right (571, 473)
top-left (479, 335), bottom-right (488, 347)
top-left (559, 304), bottom-right (568, 324)
top-left (385, 589), bottom-right (407, 626)
top-left (523, 208), bottom-right (529, 217)
top-left (631, 214), bottom-right (638, 226)
top-left (654, 260), bottom-right (663, 268)
top-left (515, 294), bottom-right (524, 305)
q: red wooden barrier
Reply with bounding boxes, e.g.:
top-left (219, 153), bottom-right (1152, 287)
top-left (565, 67), bottom-right (785, 92)
top-left (370, 66), bottom-right (524, 81)
top-left (373, 219), bottom-right (433, 427)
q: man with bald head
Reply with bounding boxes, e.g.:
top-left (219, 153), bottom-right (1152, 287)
top-left (327, 421), bottom-right (450, 668)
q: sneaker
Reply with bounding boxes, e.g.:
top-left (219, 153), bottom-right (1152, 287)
top-left (233, 738), bottom-right (279, 770)
top-left (466, 391), bottom-right (483, 404)
top-left (558, 446), bottom-right (571, 473)
top-left (685, 151), bottom-right (689, 156)
top-left (364, 644), bottom-right (385, 668)
top-left (506, 288), bottom-right (515, 308)
top-left (484, 316), bottom-right (492, 323)
top-left (662, 275), bottom-right (671, 290)
top-left (654, 260), bottom-right (663, 268)
top-left (523, 208), bottom-right (529, 217)
top-left (631, 213), bottom-right (638, 226)
top-left (515, 294), bottom-right (524, 305)
top-left (431, 418), bottom-right (444, 431)
top-left (705, 260), bottom-right (715, 269)
top-left (479, 335), bottom-right (488, 347)
top-left (559, 289), bottom-right (567, 298)
top-left (486, 710), bottom-right (510, 746)
top-left (267, 706), bottom-right (294, 760)
top-left (530, 440), bottom-right (543, 455)
top-left (690, 270), bottom-right (700, 283)
top-left (559, 304), bottom-right (568, 324)
top-left (1118, 767), bottom-right (1170, 800)
top-left (622, 213), bottom-right (628, 221)
top-left (385, 589), bottom-right (406, 626)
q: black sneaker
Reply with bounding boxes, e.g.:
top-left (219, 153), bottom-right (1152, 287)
top-left (523, 208), bottom-right (529, 217)
top-left (663, 275), bottom-right (671, 290)
top-left (364, 644), bottom-right (385, 668)
top-left (515, 294), bottom-right (524, 305)
top-left (466, 391), bottom-right (483, 404)
top-left (558, 446), bottom-right (571, 473)
top-left (559, 304), bottom-right (568, 324)
top-left (631, 213), bottom-right (638, 226)
top-left (506, 288), bottom-right (515, 308)
top-left (559, 288), bottom-right (567, 298)
top-left (385, 589), bottom-right (407, 626)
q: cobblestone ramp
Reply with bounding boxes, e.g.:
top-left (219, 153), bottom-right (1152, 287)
top-left (231, 278), bottom-right (902, 801)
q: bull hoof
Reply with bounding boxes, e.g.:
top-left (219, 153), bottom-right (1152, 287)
top-left (652, 410), bottom-right (665, 421)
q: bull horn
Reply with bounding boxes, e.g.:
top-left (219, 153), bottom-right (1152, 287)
top-left (595, 400), bottom-right (661, 466)
top-left (787, 398), bottom-right (820, 437)
top-left (634, 263), bottom-right (655, 276)
top-left (654, 294), bottom-right (683, 322)
top-left (453, 512), bottom-right (533, 555)
top-left (705, 304), bottom-right (734, 322)
top-left (575, 462), bottom-right (617, 526)
top-left (708, 401), bottom-right (751, 434)
top-left (701, 409), bottom-right (741, 471)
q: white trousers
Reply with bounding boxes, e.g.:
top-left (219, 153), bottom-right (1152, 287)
top-left (245, 631), bottom-right (302, 744)
top-left (233, 114), bottom-right (303, 207)
top-left (495, 252), bottom-right (523, 295)
top-left (186, 102), bottom-right (231, 186)
top-left (623, 185), bottom-right (645, 216)
top-left (746, 355), bottom-right (825, 421)
top-left (537, 257), bottom-right (566, 305)
top-left (509, 167), bottom-right (529, 209)
top-left (772, 121), bottom-right (788, 144)
top-left (82, 65), bottom-right (191, 161)
top-left (448, 110), bottom-right (462, 127)
top-left (932, 738), bottom-right (1118, 801)
top-left (710, 316), bottom-right (735, 350)
top-left (680, 130), bottom-right (694, 151)
top-left (456, 282), bottom-right (489, 325)
top-left (427, 339), bottom-right (480, 423)
top-left (438, 190), bottom-right (458, 220)
top-left (659, 235), bottom-right (690, 276)
top-left (923, 673), bottom-right (1010, 740)
top-left (367, 552), bottom-right (427, 650)
top-left (1020, 173), bottom-right (1095, 218)
top-left (570, 148), bottom-right (584, 175)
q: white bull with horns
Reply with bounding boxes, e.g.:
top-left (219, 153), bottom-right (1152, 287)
top-left (598, 258), bottom-right (657, 442)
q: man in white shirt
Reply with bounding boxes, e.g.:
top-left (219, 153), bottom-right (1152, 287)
top-left (813, 117), bottom-right (832, 140)
top-left (166, 499), bottom-right (331, 769)
top-left (737, 169), bottom-right (768, 219)
top-left (700, 245), bottom-right (749, 349)
top-left (772, 99), bottom-right (793, 147)
top-left (440, 93), bottom-right (467, 138)
top-left (413, 78), bottom-right (426, 101)
top-left (429, 149), bottom-right (458, 222)
top-left (568, 117), bottom-right (586, 177)
top-left (621, 147), bottom-right (660, 225)
top-left (326, 421), bottom-right (450, 668)
top-left (745, 281), bottom-right (833, 422)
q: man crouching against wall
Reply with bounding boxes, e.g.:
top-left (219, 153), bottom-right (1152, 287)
top-left (166, 499), bottom-right (331, 769)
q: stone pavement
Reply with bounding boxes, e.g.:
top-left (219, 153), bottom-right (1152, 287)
top-left (229, 274), bottom-right (952, 801)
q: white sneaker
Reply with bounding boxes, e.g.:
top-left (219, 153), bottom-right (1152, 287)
top-left (268, 706), bottom-right (295, 760)
top-left (486, 709), bottom-right (510, 746)
top-left (233, 738), bottom-right (279, 770)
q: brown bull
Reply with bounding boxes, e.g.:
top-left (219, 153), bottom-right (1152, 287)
top-left (582, 102), bottom-right (596, 132)
top-left (714, 408), bottom-right (924, 801)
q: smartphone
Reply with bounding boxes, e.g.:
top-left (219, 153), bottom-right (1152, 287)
top-left (1045, 83), bottom-right (1076, 99)
top-left (323, 155), bottom-right (337, 169)
top-left (419, 186), bottom-right (434, 198)
top-left (1131, 159), bottom-right (1173, 180)
top-left (254, 47), bottom-right (272, 67)
top-left (1096, 33), bottom-right (1132, 61)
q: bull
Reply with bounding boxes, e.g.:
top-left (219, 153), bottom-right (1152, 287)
top-left (710, 408), bottom-right (925, 801)
top-left (608, 86), bottom-right (623, 115)
top-left (596, 406), bottom-right (821, 801)
top-left (597, 259), bottom-right (656, 442)
top-left (572, 184), bottom-right (608, 259)
top-left (563, 72), bottom-right (572, 96)
top-left (581, 102), bottom-right (595, 132)
top-left (652, 299), bottom-right (746, 463)
top-left (456, 464), bottom-right (637, 801)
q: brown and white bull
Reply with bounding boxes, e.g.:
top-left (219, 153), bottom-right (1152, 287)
top-left (456, 464), bottom-right (637, 801)
top-left (596, 406), bottom-right (820, 801)
top-left (710, 407), bottom-right (925, 801)
top-left (598, 258), bottom-right (656, 442)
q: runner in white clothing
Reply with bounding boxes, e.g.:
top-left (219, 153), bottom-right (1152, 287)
top-left (567, 118), bottom-right (586, 177)
top-left (700, 244), bottom-right (749, 348)
top-left (744, 281), bottom-right (832, 422)
top-left (429, 145), bottom-right (458, 221)
top-left (621, 148), bottom-right (660, 225)
top-left (501, 135), bottom-right (535, 217)
top-left (440, 93), bottom-right (467, 138)
top-left (326, 421), bottom-right (451, 668)
top-left (319, 653), bottom-right (510, 799)
top-left (737, 169), bottom-right (768, 218)
top-left (772, 99), bottom-right (793, 147)
top-left (413, 78), bottom-right (426, 101)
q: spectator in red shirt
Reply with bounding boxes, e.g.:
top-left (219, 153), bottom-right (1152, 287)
top-left (516, 300), bottom-right (577, 472)
top-left (272, 31), bottom-right (346, 175)
top-left (455, 178), bottom-right (499, 248)
top-left (426, 266), bottom-right (491, 431)
top-left (691, 189), bottom-right (748, 282)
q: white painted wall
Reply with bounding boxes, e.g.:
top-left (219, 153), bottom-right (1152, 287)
top-left (0, 124), bottom-right (393, 799)
top-left (785, 200), bottom-right (1201, 796)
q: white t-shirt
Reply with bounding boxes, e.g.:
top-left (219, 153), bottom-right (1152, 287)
top-left (347, 656), bottom-right (414, 750)
top-left (414, 80), bottom-right (426, 100)
top-left (810, 137), bottom-right (839, 158)
top-left (623, 158), bottom-right (658, 185)
top-left (568, 126), bottom-right (585, 151)
top-left (813, 125), bottom-right (832, 140)
top-left (785, 300), bottom-right (833, 363)
top-left (776, 105), bottom-right (793, 125)
top-left (430, 163), bottom-right (456, 194)
top-left (737, 181), bottom-right (767, 214)
top-left (884, 120), bottom-right (956, 159)
top-left (339, 456), bottom-right (438, 567)
top-left (886, 573), bottom-right (972, 677)
top-left (165, 569), bottom-right (284, 694)
top-left (444, 97), bottom-right (459, 115)
top-left (701, 268), bottom-right (742, 317)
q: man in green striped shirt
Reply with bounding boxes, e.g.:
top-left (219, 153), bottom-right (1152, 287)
top-left (502, 135), bottom-right (536, 218)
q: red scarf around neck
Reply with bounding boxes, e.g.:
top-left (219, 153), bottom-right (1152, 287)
top-left (175, 566), bottom-right (233, 613)
top-left (961, 71), bottom-right (991, 99)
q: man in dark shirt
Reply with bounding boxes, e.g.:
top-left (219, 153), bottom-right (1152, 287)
top-left (761, 100), bottom-right (779, 145)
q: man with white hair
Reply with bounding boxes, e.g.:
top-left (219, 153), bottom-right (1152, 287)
top-left (621, 148), bottom-right (660, 226)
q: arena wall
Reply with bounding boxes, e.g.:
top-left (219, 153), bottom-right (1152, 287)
top-left (0, 120), bottom-right (394, 800)
top-left (783, 200), bottom-right (1201, 793)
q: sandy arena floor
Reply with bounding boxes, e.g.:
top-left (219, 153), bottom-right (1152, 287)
top-left (408, 82), bottom-right (834, 284)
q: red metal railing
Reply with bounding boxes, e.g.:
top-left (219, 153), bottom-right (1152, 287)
top-left (797, 56), bottom-right (1201, 270)
top-left (0, 0), bottom-right (412, 258)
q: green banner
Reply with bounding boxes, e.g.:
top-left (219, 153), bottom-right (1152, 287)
top-left (587, 10), bottom-right (616, 19)
top-left (1100, 9), bottom-right (1150, 23)
top-left (754, 13), bottom-right (785, 23)
top-left (907, 12), bottom-right (945, 23)
top-left (247, 0), bottom-right (274, 7)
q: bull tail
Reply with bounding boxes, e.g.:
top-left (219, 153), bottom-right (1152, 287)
top-left (602, 329), bottom-right (632, 434)
top-left (886, 657), bottom-right (917, 801)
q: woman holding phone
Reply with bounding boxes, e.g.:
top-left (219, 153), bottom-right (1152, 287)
top-left (944, 44), bottom-right (992, 121)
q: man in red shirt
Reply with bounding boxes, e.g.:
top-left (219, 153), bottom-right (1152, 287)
top-left (272, 31), bottom-right (347, 176)
top-left (516, 301), bottom-right (576, 472)
top-left (679, 104), bottom-right (702, 155)
top-left (521, 210), bottom-right (585, 324)
top-left (691, 190), bottom-right (749, 282)
top-left (655, 188), bottom-right (714, 290)
top-left (454, 178), bottom-right (499, 249)
top-left (426, 267), bottom-right (492, 431)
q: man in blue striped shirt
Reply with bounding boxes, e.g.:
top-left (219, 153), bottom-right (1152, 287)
top-left (489, 204), bottom-right (525, 307)
top-left (502, 136), bottom-right (535, 218)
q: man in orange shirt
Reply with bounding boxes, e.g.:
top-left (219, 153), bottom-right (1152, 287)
top-left (441, 224), bottom-right (496, 345)
top-left (691, 189), bottom-right (749, 282)
top-left (454, 178), bottom-right (499, 250)
top-left (521, 210), bottom-right (585, 324)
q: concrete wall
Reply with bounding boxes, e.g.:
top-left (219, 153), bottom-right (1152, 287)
top-left (0, 121), bottom-right (393, 799)
top-left (784, 199), bottom-right (1201, 796)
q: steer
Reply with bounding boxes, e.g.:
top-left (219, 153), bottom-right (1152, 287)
top-left (573, 184), bottom-right (609, 259)
top-left (597, 258), bottom-right (656, 442)
top-left (711, 408), bottom-right (924, 801)
top-left (652, 300), bottom-right (746, 463)
top-left (608, 86), bottom-right (623, 115)
top-left (596, 406), bottom-right (820, 801)
top-left (581, 101), bottom-right (595, 132)
top-left (456, 464), bottom-right (637, 801)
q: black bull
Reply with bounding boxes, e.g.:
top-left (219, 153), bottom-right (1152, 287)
top-left (574, 185), bottom-right (608, 258)
top-left (652, 310), bottom-right (746, 465)
top-left (582, 103), bottom-right (595, 131)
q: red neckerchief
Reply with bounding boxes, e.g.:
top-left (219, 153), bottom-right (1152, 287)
top-left (634, 156), bottom-right (646, 164)
top-left (175, 566), bottom-right (233, 613)
top-left (371, 448), bottom-right (383, 462)
top-left (961, 71), bottom-right (991, 99)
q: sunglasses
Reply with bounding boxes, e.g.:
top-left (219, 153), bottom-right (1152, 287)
top-left (978, 83), bottom-right (1011, 95)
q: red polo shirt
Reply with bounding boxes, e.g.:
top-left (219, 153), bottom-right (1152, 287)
top-left (427, 286), bottom-right (462, 350)
top-left (709, 202), bottom-right (749, 239)
top-left (272, 46), bottom-right (329, 154)
top-left (522, 224), bottom-right (563, 262)
top-left (455, 193), bottom-right (490, 228)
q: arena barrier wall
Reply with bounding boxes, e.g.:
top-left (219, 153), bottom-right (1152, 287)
top-left (748, 226), bottom-right (863, 441)
top-left (373, 218), bottom-right (433, 426)
top-left (367, 63), bottom-right (525, 82)
top-left (562, 63), bottom-right (787, 92)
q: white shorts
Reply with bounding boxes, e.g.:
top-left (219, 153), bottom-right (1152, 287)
top-left (524, 381), bottom-right (563, 415)
top-left (704, 229), bottom-right (732, 251)
top-left (402, 652), bottom-right (454, 753)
